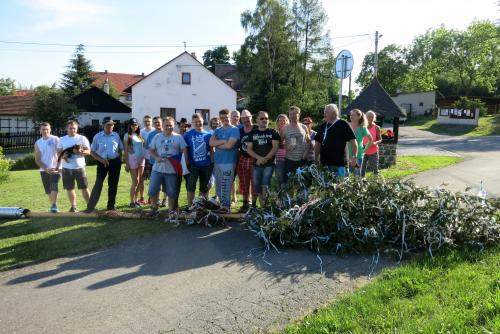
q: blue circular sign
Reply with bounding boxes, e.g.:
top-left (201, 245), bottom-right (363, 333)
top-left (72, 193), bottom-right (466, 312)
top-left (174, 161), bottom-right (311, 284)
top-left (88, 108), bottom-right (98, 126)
top-left (335, 49), bottom-right (354, 79)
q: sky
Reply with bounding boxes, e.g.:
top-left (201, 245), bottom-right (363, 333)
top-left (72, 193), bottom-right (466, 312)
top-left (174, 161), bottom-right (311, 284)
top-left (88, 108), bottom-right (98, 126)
top-left (0, 0), bottom-right (498, 92)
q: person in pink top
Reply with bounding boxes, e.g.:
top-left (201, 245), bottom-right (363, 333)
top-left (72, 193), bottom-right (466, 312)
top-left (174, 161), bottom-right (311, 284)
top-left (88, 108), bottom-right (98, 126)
top-left (361, 110), bottom-right (382, 176)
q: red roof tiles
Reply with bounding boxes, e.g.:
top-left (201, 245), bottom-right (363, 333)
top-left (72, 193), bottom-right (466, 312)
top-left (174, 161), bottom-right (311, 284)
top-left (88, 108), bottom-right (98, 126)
top-left (92, 71), bottom-right (145, 95)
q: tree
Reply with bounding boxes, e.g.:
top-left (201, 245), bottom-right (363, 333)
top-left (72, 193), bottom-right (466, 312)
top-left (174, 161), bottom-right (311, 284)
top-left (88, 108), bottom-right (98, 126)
top-left (293, 0), bottom-right (329, 93)
top-left (0, 77), bottom-right (16, 96)
top-left (60, 44), bottom-right (94, 97)
top-left (356, 44), bottom-right (409, 94)
top-left (202, 46), bottom-right (230, 72)
top-left (30, 86), bottom-right (80, 130)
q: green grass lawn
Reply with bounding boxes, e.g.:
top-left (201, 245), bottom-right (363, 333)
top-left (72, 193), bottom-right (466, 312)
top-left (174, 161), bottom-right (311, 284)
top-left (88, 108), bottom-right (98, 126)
top-left (283, 246), bottom-right (500, 333)
top-left (380, 155), bottom-right (463, 179)
top-left (405, 114), bottom-right (500, 136)
top-left (0, 155), bottom-right (463, 271)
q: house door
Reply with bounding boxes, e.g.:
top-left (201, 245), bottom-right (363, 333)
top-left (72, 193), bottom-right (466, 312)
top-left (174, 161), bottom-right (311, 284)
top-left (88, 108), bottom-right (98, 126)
top-left (160, 108), bottom-right (176, 120)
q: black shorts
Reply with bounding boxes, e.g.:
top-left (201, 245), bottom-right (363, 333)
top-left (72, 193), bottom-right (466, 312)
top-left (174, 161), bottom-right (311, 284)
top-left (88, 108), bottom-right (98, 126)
top-left (62, 168), bottom-right (88, 190)
top-left (40, 171), bottom-right (60, 194)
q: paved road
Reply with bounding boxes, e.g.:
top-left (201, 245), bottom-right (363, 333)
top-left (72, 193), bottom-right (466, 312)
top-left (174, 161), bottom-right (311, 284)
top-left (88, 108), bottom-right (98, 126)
top-left (0, 223), bottom-right (391, 334)
top-left (398, 126), bottom-right (500, 198)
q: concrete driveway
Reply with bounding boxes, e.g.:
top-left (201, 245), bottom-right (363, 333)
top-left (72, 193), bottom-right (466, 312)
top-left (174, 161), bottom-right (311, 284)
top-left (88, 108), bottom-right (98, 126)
top-left (397, 126), bottom-right (500, 198)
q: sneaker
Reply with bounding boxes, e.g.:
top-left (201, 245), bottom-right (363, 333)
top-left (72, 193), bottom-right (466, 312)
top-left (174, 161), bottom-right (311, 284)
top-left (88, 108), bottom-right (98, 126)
top-left (147, 209), bottom-right (160, 218)
top-left (83, 208), bottom-right (95, 214)
top-left (69, 206), bottom-right (78, 213)
top-left (107, 206), bottom-right (116, 211)
top-left (50, 204), bottom-right (59, 213)
top-left (138, 198), bottom-right (145, 205)
top-left (129, 202), bottom-right (139, 208)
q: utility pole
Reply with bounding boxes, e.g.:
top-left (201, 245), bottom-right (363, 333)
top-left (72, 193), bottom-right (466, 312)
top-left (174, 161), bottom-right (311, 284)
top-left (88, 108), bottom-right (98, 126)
top-left (374, 31), bottom-right (381, 78)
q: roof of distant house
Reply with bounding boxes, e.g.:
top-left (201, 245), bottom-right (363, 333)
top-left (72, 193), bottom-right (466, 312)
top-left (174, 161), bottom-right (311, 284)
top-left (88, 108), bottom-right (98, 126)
top-left (346, 79), bottom-right (407, 118)
top-left (14, 90), bottom-right (35, 97)
top-left (92, 71), bottom-right (145, 95)
top-left (0, 95), bottom-right (34, 116)
top-left (214, 64), bottom-right (246, 92)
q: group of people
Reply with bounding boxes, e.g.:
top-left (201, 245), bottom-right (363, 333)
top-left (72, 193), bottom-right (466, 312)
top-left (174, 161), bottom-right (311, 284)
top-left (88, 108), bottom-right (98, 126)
top-left (34, 103), bottom-right (382, 215)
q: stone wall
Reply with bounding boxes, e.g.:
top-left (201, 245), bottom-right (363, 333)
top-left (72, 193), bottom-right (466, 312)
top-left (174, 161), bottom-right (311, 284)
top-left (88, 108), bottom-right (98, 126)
top-left (379, 141), bottom-right (397, 169)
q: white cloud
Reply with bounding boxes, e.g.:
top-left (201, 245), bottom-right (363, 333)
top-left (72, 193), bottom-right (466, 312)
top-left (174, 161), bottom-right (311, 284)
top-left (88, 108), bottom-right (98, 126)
top-left (18, 0), bottom-right (111, 33)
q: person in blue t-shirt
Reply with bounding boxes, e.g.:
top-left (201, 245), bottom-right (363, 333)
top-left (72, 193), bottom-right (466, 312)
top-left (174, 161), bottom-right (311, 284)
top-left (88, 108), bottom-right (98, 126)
top-left (209, 108), bottom-right (240, 212)
top-left (184, 113), bottom-right (213, 206)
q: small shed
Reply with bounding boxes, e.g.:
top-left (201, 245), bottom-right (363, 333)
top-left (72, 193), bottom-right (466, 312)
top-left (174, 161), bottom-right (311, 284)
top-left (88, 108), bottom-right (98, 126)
top-left (346, 78), bottom-right (407, 143)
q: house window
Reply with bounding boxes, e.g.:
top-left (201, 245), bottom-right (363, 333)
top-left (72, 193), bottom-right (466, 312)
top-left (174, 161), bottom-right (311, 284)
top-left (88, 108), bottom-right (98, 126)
top-left (16, 118), bottom-right (29, 133)
top-left (195, 109), bottom-right (210, 125)
top-left (160, 108), bottom-right (176, 120)
top-left (182, 72), bottom-right (191, 85)
top-left (0, 118), bottom-right (11, 133)
top-left (91, 119), bottom-right (100, 126)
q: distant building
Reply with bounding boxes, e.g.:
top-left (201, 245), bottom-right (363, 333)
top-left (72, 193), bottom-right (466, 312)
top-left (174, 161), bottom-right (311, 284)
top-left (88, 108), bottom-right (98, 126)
top-left (72, 87), bottom-right (131, 126)
top-left (391, 91), bottom-right (444, 118)
top-left (0, 95), bottom-right (35, 133)
top-left (92, 71), bottom-right (145, 106)
top-left (130, 52), bottom-right (237, 124)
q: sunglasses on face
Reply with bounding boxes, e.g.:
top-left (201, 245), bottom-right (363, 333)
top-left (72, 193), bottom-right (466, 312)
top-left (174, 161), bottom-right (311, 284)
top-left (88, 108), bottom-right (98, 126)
top-left (259, 117), bottom-right (269, 120)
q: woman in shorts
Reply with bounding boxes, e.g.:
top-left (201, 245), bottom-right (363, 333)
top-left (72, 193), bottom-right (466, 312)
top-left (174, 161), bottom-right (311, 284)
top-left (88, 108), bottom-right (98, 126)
top-left (124, 118), bottom-right (145, 208)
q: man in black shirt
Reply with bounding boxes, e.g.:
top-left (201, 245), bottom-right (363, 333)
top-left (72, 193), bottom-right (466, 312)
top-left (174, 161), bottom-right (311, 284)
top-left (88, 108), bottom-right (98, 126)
top-left (314, 104), bottom-right (357, 176)
top-left (246, 111), bottom-right (280, 207)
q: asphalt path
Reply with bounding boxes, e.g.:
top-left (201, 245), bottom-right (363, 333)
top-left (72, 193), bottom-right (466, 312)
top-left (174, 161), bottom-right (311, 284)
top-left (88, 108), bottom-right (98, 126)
top-left (0, 222), bottom-right (392, 334)
top-left (397, 126), bottom-right (500, 198)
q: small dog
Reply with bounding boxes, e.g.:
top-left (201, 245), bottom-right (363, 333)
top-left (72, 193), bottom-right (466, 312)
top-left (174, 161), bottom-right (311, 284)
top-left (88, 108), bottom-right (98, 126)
top-left (58, 144), bottom-right (82, 163)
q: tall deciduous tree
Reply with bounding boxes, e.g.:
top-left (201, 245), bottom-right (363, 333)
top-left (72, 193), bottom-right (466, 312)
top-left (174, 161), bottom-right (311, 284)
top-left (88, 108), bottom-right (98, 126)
top-left (60, 44), bottom-right (94, 97)
top-left (203, 46), bottom-right (230, 72)
top-left (30, 86), bottom-right (80, 130)
top-left (294, 0), bottom-right (328, 93)
top-left (356, 44), bottom-right (409, 94)
top-left (0, 78), bottom-right (16, 96)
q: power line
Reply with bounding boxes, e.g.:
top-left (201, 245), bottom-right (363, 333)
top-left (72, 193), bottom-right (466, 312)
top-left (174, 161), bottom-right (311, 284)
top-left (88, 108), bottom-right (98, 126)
top-left (0, 40), bottom-right (241, 48)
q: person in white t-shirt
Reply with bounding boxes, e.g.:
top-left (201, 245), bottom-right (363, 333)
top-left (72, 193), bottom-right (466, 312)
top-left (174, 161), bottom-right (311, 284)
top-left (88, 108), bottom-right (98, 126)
top-left (138, 115), bottom-right (154, 204)
top-left (56, 120), bottom-right (91, 212)
top-left (34, 122), bottom-right (60, 213)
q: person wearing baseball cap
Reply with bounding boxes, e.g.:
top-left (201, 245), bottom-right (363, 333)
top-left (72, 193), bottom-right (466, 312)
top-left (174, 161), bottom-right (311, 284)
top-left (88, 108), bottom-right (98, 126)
top-left (84, 116), bottom-right (124, 213)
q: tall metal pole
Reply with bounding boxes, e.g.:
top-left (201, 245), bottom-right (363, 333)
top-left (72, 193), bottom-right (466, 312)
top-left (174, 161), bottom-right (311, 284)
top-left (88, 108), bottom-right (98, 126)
top-left (338, 55), bottom-right (346, 114)
top-left (374, 31), bottom-right (379, 78)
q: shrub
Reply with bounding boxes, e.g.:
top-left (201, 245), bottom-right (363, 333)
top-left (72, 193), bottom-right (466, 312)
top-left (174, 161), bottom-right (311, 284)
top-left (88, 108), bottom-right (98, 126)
top-left (10, 153), bottom-right (38, 171)
top-left (0, 146), bottom-right (13, 183)
top-left (452, 97), bottom-right (488, 117)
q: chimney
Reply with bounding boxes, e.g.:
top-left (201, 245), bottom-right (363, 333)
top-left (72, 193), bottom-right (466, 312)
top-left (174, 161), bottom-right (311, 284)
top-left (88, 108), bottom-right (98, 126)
top-left (104, 69), bottom-right (108, 74)
top-left (103, 78), bottom-right (110, 94)
top-left (141, 72), bottom-right (145, 76)
top-left (190, 52), bottom-right (196, 59)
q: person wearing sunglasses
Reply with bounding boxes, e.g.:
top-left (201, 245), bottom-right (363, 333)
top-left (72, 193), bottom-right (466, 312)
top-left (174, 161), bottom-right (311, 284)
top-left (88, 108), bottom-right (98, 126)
top-left (236, 109), bottom-right (258, 212)
top-left (138, 115), bottom-right (154, 204)
top-left (145, 116), bottom-right (167, 206)
top-left (314, 104), bottom-right (357, 177)
top-left (245, 111), bottom-right (280, 207)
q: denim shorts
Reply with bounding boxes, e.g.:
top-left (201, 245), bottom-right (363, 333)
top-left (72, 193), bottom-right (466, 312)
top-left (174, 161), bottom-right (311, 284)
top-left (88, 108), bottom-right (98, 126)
top-left (252, 165), bottom-right (274, 193)
top-left (148, 171), bottom-right (179, 199)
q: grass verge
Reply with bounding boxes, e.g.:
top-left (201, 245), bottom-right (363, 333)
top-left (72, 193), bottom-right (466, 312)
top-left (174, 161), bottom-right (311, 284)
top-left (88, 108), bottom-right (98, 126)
top-left (380, 156), bottom-right (463, 179)
top-left (404, 114), bottom-right (500, 136)
top-left (283, 246), bottom-right (500, 333)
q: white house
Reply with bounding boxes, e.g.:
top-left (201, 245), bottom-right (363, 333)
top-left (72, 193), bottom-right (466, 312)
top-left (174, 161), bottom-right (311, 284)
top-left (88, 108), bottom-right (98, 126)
top-left (130, 52), bottom-right (237, 124)
top-left (391, 91), bottom-right (443, 117)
